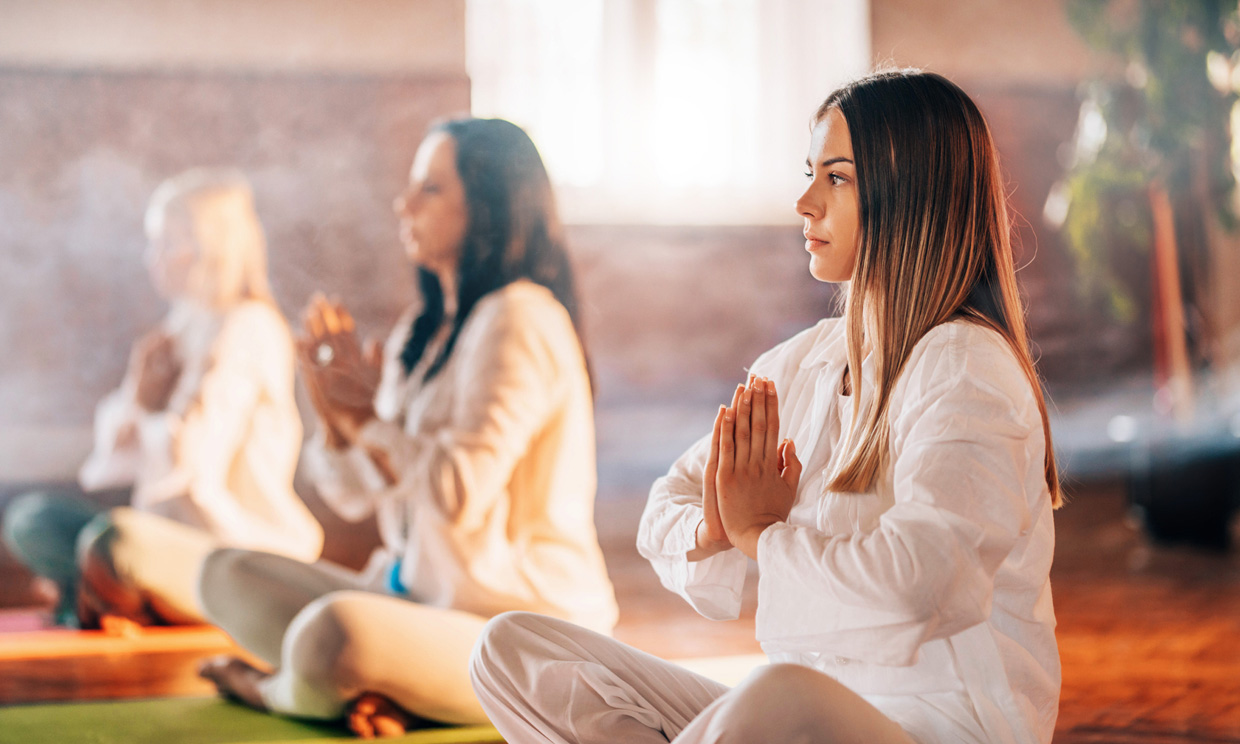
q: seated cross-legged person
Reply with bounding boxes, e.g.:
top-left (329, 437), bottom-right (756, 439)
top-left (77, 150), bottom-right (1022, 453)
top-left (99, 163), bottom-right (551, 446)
top-left (197, 118), bottom-right (618, 738)
top-left (2, 168), bottom-right (322, 628)
top-left (470, 71), bottom-right (1063, 744)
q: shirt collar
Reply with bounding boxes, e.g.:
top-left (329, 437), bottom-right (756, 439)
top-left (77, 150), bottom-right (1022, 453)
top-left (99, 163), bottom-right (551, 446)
top-left (799, 317), bottom-right (848, 369)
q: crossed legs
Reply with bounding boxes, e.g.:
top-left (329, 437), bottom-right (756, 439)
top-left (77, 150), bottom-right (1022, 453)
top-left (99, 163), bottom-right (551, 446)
top-left (471, 612), bottom-right (916, 744)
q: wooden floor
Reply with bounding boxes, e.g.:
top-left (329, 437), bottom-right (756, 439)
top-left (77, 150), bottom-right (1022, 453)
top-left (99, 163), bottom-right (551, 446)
top-left (1, 479), bottom-right (1238, 742)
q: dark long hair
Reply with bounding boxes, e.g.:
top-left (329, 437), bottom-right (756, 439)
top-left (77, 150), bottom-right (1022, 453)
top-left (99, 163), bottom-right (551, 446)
top-left (817, 70), bottom-right (1060, 506)
top-left (399, 118), bottom-right (586, 382)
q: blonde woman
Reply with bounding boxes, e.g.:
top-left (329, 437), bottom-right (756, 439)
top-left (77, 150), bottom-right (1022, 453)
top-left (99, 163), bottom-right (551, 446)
top-left (2, 169), bottom-right (322, 627)
top-left (471, 70), bottom-right (1063, 744)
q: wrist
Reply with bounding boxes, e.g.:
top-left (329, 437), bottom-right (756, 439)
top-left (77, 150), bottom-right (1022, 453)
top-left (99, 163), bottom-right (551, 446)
top-left (687, 519), bottom-right (731, 562)
top-left (735, 519), bottom-right (780, 561)
top-left (323, 425), bottom-right (348, 450)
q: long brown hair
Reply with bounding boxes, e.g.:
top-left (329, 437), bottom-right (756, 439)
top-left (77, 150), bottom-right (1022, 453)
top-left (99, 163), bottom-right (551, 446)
top-left (399, 118), bottom-right (588, 383)
top-left (821, 70), bottom-right (1061, 507)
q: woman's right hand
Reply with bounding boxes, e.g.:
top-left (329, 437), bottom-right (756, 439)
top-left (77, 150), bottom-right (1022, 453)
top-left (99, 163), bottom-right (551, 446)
top-left (297, 294), bottom-right (382, 448)
top-left (689, 384), bottom-right (743, 561)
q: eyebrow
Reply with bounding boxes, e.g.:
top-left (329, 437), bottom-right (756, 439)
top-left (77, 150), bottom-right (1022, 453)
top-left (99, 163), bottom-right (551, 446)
top-left (806, 156), bottom-right (854, 168)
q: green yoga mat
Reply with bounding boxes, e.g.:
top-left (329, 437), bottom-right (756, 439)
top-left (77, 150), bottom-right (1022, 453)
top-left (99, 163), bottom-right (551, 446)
top-left (0, 697), bottom-right (504, 744)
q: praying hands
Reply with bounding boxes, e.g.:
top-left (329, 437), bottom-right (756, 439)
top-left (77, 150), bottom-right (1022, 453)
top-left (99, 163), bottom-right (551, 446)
top-left (694, 375), bottom-right (802, 562)
top-left (296, 293), bottom-right (382, 448)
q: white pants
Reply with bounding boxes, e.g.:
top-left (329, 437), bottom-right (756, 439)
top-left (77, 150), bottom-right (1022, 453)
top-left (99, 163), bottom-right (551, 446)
top-left (198, 548), bottom-right (489, 724)
top-left (470, 612), bottom-right (925, 744)
top-left (86, 506), bottom-right (218, 623)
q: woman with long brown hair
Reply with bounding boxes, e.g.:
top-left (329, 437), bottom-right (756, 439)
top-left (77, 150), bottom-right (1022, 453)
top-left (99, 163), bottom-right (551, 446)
top-left (470, 70), bottom-right (1062, 744)
top-left (196, 118), bottom-right (617, 737)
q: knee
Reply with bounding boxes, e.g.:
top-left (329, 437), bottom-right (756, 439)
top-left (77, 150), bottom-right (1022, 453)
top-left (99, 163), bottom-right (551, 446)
top-left (196, 548), bottom-right (256, 621)
top-left (3, 492), bottom-right (61, 551)
top-left (726, 664), bottom-right (844, 738)
top-left (469, 611), bottom-right (553, 688)
top-left (74, 512), bottom-right (118, 569)
top-left (282, 592), bottom-right (364, 688)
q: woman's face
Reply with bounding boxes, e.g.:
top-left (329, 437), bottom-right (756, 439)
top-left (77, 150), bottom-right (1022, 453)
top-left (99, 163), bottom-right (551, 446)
top-left (394, 131), bottom-right (469, 276)
top-left (144, 211), bottom-right (198, 300)
top-left (796, 107), bottom-right (860, 283)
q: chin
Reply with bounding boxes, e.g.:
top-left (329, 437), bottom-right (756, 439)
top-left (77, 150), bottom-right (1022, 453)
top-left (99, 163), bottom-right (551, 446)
top-left (808, 256), bottom-right (850, 284)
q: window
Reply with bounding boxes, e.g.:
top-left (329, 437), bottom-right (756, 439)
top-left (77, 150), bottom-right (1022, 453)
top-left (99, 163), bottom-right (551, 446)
top-left (467, 0), bottom-right (870, 224)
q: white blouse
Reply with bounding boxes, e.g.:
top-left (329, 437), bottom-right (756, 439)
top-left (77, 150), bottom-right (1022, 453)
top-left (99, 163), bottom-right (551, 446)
top-left (303, 280), bottom-right (619, 635)
top-left (638, 317), bottom-right (1059, 744)
top-left (79, 300), bottom-right (324, 562)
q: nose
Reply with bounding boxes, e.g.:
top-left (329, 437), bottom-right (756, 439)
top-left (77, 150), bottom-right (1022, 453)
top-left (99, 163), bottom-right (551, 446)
top-left (796, 182), bottom-right (822, 221)
top-left (393, 191), bottom-right (412, 217)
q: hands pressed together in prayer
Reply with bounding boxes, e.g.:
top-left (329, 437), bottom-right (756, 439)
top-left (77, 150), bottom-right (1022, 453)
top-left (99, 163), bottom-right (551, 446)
top-left (296, 293), bottom-right (382, 449)
top-left (132, 331), bottom-right (182, 413)
top-left (694, 375), bottom-right (803, 562)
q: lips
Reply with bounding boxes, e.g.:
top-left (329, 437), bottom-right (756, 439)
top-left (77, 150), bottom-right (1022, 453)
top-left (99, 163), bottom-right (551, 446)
top-left (804, 234), bottom-right (829, 251)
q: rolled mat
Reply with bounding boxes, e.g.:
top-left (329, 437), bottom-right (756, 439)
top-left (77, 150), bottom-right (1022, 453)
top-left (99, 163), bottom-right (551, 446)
top-left (0, 697), bottom-right (504, 744)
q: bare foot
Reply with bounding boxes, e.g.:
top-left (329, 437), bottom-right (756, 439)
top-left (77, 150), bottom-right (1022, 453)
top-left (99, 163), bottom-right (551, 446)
top-left (198, 655), bottom-right (270, 711)
top-left (347, 692), bottom-right (419, 739)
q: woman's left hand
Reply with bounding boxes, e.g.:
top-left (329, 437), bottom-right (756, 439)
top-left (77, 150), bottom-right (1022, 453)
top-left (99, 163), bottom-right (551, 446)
top-left (716, 376), bottom-right (802, 560)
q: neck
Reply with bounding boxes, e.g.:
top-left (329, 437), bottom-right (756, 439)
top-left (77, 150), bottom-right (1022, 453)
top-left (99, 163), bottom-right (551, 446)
top-left (430, 266), bottom-right (458, 320)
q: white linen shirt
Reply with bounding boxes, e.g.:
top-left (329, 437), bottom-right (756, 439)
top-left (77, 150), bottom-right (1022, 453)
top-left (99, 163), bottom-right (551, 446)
top-left (79, 300), bottom-right (324, 562)
top-left (303, 280), bottom-right (619, 635)
top-left (638, 317), bottom-right (1059, 744)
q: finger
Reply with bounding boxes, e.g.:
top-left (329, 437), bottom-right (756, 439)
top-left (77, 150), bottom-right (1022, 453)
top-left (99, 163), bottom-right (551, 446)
top-left (705, 405), bottom-right (724, 486)
top-left (719, 405), bottom-right (736, 477)
top-left (764, 378), bottom-right (781, 466)
top-left (338, 303), bottom-right (356, 334)
top-left (363, 338), bottom-right (383, 368)
top-left (735, 382), bottom-right (752, 465)
top-left (300, 301), bottom-right (319, 336)
top-left (306, 304), bottom-right (327, 340)
top-left (781, 439), bottom-right (803, 489)
top-left (750, 376), bottom-right (768, 466)
top-left (321, 301), bottom-right (342, 335)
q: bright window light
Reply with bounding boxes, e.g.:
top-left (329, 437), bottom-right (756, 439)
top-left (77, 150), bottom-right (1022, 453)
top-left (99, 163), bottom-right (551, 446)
top-left (467, 0), bottom-right (870, 225)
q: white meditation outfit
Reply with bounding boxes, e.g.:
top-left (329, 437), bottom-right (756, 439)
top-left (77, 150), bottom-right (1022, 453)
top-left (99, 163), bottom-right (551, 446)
top-left (303, 279), bottom-right (618, 633)
top-left (76, 300), bottom-right (322, 617)
top-left (641, 317), bottom-right (1059, 743)
top-left (472, 316), bottom-right (1058, 744)
top-left (199, 280), bottom-right (617, 722)
top-left (81, 300), bottom-right (322, 560)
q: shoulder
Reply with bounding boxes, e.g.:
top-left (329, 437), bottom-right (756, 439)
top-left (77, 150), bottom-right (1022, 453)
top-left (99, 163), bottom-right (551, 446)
top-left (221, 300), bottom-right (291, 339)
top-left (215, 301), bottom-right (294, 363)
top-left (467, 280), bottom-right (575, 340)
top-left (896, 319), bottom-right (1038, 422)
top-left (752, 316), bottom-right (844, 374)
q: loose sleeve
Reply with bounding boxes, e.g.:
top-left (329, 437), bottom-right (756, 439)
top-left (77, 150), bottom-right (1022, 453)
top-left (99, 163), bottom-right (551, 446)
top-left (754, 363), bottom-right (1038, 666)
top-left (635, 337), bottom-right (804, 621)
top-left (151, 306), bottom-right (313, 557)
top-left (79, 351), bottom-right (180, 493)
top-left (301, 433), bottom-right (395, 521)
top-left (637, 434), bottom-right (751, 620)
top-left (78, 388), bottom-right (145, 491)
top-left (354, 291), bottom-right (568, 530)
top-left (301, 306), bottom-right (417, 521)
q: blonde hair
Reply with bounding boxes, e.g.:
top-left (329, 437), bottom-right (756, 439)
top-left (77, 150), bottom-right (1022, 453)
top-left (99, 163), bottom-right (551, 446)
top-left (820, 70), bottom-right (1061, 507)
top-left (144, 168), bottom-right (274, 307)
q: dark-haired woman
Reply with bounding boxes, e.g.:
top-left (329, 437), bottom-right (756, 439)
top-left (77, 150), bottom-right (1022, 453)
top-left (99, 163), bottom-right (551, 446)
top-left (197, 119), bottom-right (617, 735)
top-left (470, 71), bottom-right (1060, 743)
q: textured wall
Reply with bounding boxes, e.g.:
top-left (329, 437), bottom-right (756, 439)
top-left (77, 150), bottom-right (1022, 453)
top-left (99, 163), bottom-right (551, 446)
top-left (0, 68), bottom-right (470, 481)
